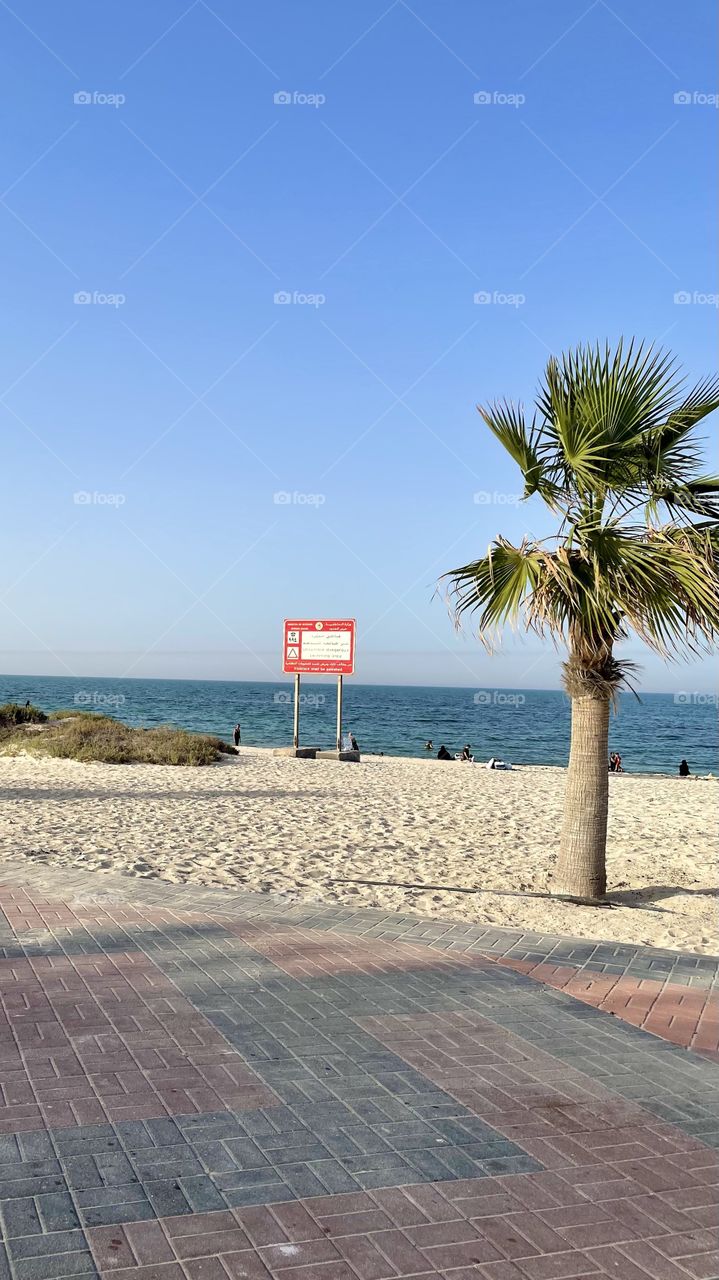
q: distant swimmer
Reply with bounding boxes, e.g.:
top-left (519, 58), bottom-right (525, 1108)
top-left (233, 723), bottom-right (241, 750)
top-left (678, 758), bottom-right (690, 777)
top-left (437, 745), bottom-right (452, 760)
top-left (424, 740), bottom-right (433, 751)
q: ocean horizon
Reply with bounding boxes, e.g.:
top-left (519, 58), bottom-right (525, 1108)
top-left (2, 673), bottom-right (717, 775)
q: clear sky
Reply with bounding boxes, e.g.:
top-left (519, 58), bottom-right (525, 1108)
top-left (1, 0), bottom-right (717, 693)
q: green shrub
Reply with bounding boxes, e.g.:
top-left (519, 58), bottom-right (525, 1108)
top-left (1, 712), bottom-right (233, 766)
top-left (0, 703), bottom-right (47, 726)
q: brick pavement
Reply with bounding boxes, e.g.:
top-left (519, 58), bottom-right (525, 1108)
top-left (0, 863), bottom-right (717, 1280)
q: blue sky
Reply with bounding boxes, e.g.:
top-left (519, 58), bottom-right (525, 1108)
top-left (1, 0), bottom-right (717, 693)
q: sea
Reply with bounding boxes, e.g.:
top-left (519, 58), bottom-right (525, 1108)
top-left (1, 674), bottom-right (717, 775)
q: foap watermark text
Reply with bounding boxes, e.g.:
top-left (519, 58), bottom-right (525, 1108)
top-left (74, 691), bottom-right (126, 710)
top-left (274, 691), bottom-right (325, 708)
top-left (474, 290), bottom-right (525, 307)
top-left (74, 90), bottom-right (125, 108)
top-left (74, 291), bottom-right (126, 308)
top-left (674, 90), bottom-right (718, 107)
top-left (274, 291), bottom-right (325, 307)
top-left (674, 291), bottom-right (718, 307)
top-left (73, 491), bottom-right (126, 506)
top-left (273, 490), bottom-right (325, 506)
top-left (274, 90), bottom-right (325, 108)
top-left (674, 691), bottom-right (717, 707)
top-left (474, 90), bottom-right (525, 108)
top-left (474, 690), bottom-right (526, 707)
top-left (474, 490), bottom-right (522, 506)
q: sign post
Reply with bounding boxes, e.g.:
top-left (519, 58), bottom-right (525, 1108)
top-left (336, 674), bottom-right (343, 752)
top-left (282, 619), bottom-right (356, 755)
top-left (293, 673), bottom-right (301, 749)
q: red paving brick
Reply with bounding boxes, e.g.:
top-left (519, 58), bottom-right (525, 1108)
top-left (499, 958), bottom-right (719, 1058)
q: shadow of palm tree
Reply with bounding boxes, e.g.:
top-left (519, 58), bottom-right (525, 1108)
top-left (329, 877), bottom-right (635, 910)
top-left (608, 884), bottom-right (718, 904)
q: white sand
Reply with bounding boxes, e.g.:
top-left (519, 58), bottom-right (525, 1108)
top-left (0, 749), bottom-right (715, 954)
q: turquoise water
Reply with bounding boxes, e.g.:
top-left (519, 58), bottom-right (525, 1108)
top-left (1, 674), bottom-right (717, 775)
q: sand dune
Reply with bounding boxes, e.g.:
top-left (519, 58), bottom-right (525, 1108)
top-left (0, 749), bottom-right (715, 954)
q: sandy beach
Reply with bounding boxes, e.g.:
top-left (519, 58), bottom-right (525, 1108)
top-left (0, 748), bottom-right (715, 954)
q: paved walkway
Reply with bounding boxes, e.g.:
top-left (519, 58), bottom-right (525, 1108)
top-left (0, 864), bottom-right (717, 1280)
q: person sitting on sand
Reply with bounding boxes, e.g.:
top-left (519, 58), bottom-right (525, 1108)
top-left (460, 743), bottom-right (474, 762)
top-left (350, 733), bottom-right (359, 752)
top-left (678, 758), bottom-right (691, 777)
top-left (437, 744), bottom-right (452, 760)
top-left (609, 751), bottom-right (623, 773)
top-left (233, 723), bottom-right (241, 750)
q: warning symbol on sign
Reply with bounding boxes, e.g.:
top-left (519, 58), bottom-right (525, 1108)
top-left (286, 646), bottom-right (299, 659)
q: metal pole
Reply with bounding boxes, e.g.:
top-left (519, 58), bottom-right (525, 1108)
top-left (293, 673), bottom-right (300, 750)
top-left (336, 674), bottom-right (343, 752)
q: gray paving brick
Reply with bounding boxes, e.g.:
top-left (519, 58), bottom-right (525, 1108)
top-left (8, 1234), bottom-right (87, 1262)
top-left (37, 1192), bottom-right (81, 1233)
top-left (12, 1252), bottom-right (96, 1280)
top-left (1, 1198), bottom-right (42, 1238)
top-left (79, 1200), bottom-right (155, 1227)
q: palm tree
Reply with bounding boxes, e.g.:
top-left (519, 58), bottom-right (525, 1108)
top-left (445, 340), bottom-right (719, 900)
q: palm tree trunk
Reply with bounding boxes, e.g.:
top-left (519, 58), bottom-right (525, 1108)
top-left (555, 693), bottom-right (610, 899)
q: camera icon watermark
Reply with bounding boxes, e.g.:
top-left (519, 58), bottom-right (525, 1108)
top-left (474, 690), bottom-right (526, 707)
top-left (473, 490), bottom-right (522, 506)
top-left (473, 290), bottom-right (525, 308)
top-left (74, 690), bottom-right (126, 709)
top-left (74, 290), bottom-right (126, 308)
top-left (473, 90), bottom-right (525, 108)
top-left (73, 491), bottom-right (126, 507)
top-left (74, 90), bottom-right (126, 108)
top-left (273, 490), bottom-right (325, 506)
top-left (273, 90), bottom-right (326, 108)
top-left (674, 290), bottom-right (719, 307)
top-left (673, 90), bottom-right (718, 107)
top-left (674, 691), bottom-right (718, 707)
top-left (274, 290), bottom-right (326, 307)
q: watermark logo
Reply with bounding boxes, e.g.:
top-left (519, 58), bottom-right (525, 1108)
top-left (674, 691), bottom-right (718, 707)
top-left (473, 490), bottom-right (522, 506)
top-left (74, 690), bottom-right (126, 709)
top-left (273, 490), bottom-right (325, 506)
top-left (74, 290), bottom-right (126, 308)
top-left (274, 90), bottom-right (325, 108)
top-left (74, 90), bottom-right (126, 108)
top-left (474, 90), bottom-right (525, 108)
top-left (273, 690), bottom-right (325, 708)
top-left (674, 290), bottom-right (719, 307)
top-left (73, 491), bottom-right (126, 506)
top-left (474, 690), bottom-right (526, 707)
top-left (473, 290), bottom-right (525, 308)
top-left (674, 90), bottom-right (718, 107)
top-left (70, 891), bottom-right (128, 907)
top-left (274, 290), bottom-right (325, 307)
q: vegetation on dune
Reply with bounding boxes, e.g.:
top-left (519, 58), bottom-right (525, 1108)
top-left (0, 712), bottom-right (235, 765)
top-left (444, 339), bottom-right (719, 901)
top-left (0, 703), bottom-right (47, 726)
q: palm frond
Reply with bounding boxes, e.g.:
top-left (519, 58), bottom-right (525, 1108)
top-left (453, 340), bottom-right (719, 675)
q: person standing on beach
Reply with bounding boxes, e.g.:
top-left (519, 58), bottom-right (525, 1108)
top-left (233, 723), bottom-right (241, 751)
